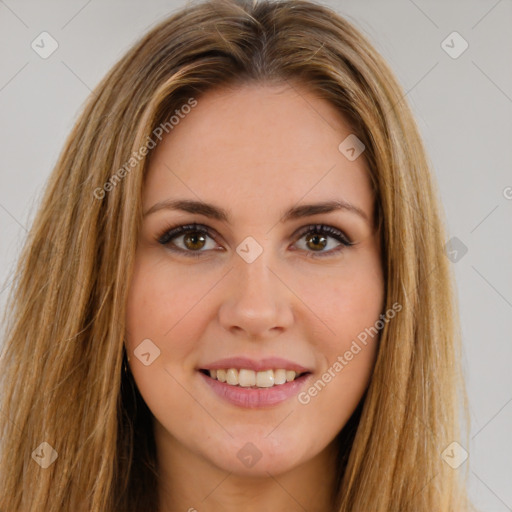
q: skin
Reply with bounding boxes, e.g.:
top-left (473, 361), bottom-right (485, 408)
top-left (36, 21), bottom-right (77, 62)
top-left (125, 82), bottom-right (385, 512)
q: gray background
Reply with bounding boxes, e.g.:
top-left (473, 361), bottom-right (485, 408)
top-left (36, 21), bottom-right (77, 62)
top-left (0, 1), bottom-right (511, 510)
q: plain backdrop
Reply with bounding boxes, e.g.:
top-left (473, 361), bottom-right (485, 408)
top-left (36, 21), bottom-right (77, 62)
top-left (0, 1), bottom-right (511, 510)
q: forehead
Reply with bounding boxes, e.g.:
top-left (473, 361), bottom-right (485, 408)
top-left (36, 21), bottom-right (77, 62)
top-left (144, 83), bottom-right (374, 222)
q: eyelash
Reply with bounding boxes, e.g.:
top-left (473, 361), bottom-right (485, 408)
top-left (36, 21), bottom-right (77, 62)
top-left (156, 223), bottom-right (354, 259)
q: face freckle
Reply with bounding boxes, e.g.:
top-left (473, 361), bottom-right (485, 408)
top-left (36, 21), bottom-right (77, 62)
top-left (125, 82), bottom-right (384, 497)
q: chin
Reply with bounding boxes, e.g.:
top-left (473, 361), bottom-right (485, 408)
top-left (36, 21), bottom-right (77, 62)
top-left (204, 437), bottom-right (306, 477)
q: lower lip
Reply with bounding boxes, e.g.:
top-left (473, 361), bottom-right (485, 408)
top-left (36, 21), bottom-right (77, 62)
top-left (199, 371), bottom-right (311, 409)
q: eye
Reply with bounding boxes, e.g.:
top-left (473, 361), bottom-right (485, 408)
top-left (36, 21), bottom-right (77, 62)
top-left (156, 223), bottom-right (354, 258)
top-left (157, 223), bottom-right (219, 258)
top-left (292, 224), bottom-right (354, 258)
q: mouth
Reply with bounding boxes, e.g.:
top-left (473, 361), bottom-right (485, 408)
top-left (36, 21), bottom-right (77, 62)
top-left (197, 367), bottom-right (313, 408)
top-left (198, 368), bottom-right (311, 389)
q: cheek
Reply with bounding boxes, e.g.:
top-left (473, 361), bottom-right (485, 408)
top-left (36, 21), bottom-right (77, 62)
top-left (125, 253), bottom-right (210, 354)
top-left (293, 252), bottom-right (384, 343)
top-left (292, 253), bottom-right (383, 409)
top-left (124, 256), bottom-right (210, 424)
top-left (298, 294), bottom-right (380, 436)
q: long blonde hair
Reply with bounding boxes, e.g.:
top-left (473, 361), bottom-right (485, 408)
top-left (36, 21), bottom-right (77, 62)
top-left (0, 0), bottom-right (472, 510)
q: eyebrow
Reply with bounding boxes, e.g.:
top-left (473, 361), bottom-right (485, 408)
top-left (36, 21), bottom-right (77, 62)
top-left (143, 198), bottom-right (369, 224)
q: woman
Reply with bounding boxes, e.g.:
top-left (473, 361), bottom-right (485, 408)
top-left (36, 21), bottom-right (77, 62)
top-left (0, 0), bottom-right (473, 510)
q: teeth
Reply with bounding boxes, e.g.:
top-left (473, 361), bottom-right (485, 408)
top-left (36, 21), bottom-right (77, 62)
top-left (206, 368), bottom-right (302, 388)
top-left (286, 370), bottom-right (296, 382)
top-left (256, 369), bottom-right (274, 388)
top-left (274, 369), bottom-right (287, 385)
top-left (238, 369), bottom-right (256, 387)
top-left (226, 368), bottom-right (238, 385)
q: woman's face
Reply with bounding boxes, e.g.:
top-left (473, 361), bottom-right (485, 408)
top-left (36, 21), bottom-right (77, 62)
top-left (125, 83), bottom-right (384, 479)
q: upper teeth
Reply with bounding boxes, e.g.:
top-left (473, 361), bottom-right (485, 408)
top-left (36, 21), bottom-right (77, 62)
top-left (208, 368), bottom-right (300, 388)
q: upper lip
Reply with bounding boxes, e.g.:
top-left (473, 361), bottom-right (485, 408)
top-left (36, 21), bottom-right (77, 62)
top-left (199, 356), bottom-right (312, 374)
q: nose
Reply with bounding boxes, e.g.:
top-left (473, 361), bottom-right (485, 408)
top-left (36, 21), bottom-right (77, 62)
top-left (217, 249), bottom-right (295, 340)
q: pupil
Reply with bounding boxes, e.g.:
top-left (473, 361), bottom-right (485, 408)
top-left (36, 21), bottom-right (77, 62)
top-left (185, 233), bottom-right (205, 250)
top-left (307, 233), bottom-right (326, 250)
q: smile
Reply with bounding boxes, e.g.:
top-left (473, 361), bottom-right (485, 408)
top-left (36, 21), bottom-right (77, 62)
top-left (200, 368), bottom-right (309, 388)
top-left (198, 368), bottom-right (312, 408)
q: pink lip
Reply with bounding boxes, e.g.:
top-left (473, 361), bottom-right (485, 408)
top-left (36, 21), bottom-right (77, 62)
top-left (199, 371), bottom-right (312, 408)
top-left (198, 356), bottom-right (312, 373)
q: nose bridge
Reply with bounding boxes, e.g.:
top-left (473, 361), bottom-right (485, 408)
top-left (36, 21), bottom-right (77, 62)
top-left (238, 248), bottom-right (277, 302)
top-left (218, 241), bottom-right (294, 336)
top-left (234, 244), bottom-right (281, 312)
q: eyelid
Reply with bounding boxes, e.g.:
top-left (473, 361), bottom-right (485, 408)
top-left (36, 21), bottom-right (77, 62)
top-left (292, 223), bottom-right (352, 244)
top-left (156, 222), bottom-right (354, 258)
top-left (157, 223), bottom-right (219, 246)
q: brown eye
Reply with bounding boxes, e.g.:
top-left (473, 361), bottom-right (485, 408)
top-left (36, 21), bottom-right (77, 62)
top-left (182, 232), bottom-right (207, 251)
top-left (294, 224), bottom-right (354, 258)
top-left (304, 232), bottom-right (328, 252)
top-left (157, 223), bottom-right (218, 257)
top-left (157, 223), bottom-right (354, 259)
